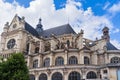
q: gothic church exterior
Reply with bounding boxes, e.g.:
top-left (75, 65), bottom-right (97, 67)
top-left (0, 15), bottom-right (120, 80)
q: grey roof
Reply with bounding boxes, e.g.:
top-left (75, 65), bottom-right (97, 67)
top-left (18, 16), bottom-right (76, 38)
top-left (39, 24), bottom-right (76, 38)
top-left (106, 42), bottom-right (118, 50)
top-left (18, 16), bottom-right (39, 37)
top-left (24, 22), bottom-right (39, 37)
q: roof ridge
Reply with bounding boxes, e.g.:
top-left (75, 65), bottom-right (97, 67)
top-left (44, 24), bottom-right (70, 31)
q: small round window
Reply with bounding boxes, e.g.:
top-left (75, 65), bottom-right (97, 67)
top-left (7, 39), bottom-right (16, 49)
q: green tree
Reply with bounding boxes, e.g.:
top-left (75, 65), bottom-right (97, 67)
top-left (0, 53), bottom-right (29, 80)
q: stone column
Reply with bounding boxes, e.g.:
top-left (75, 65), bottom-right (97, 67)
top-left (78, 52), bottom-right (81, 64)
top-left (63, 68), bottom-right (68, 80)
top-left (97, 69), bottom-right (101, 79)
top-left (90, 53), bottom-right (92, 64)
top-left (47, 69), bottom-right (51, 80)
top-left (39, 54), bottom-right (43, 67)
top-left (80, 51), bottom-right (84, 64)
top-left (50, 52), bottom-right (54, 66)
top-left (35, 71), bottom-right (39, 80)
top-left (64, 50), bottom-right (68, 65)
top-left (104, 53), bottom-right (109, 64)
top-left (27, 56), bottom-right (31, 68)
top-left (29, 42), bottom-right (32, 55)
top-left (81, 68), bottom-right (88, 80)
top-left (40, 40), bottom-right (44, 53)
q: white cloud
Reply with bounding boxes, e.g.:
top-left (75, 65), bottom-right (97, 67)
top-left (109, 2), bottom-right (120, 13)
top-left (103, 1), bottom-right (110, 10)
top-left (111, 40), bottom-right (120, 49)
top-left (0, 0), bottom-right (119, 49)
top-left (112, 28), bottom-right (120, 33)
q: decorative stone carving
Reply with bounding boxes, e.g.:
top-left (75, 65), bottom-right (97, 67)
top-left (81, 67), bottom-right (88, 75)
top-left (47, 69), bottom-right (51, 75)
top-left (63, 68), bottom-right (68, 74)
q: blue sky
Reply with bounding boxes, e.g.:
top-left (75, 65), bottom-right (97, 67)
top-left (1, 0), bottom-right (120, 48)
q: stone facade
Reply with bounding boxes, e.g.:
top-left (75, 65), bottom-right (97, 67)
top-left (0, 15), bottom-right (120, 80)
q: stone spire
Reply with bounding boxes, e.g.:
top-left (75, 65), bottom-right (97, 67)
top-left (36, 18), bottom-right (43, 35)
top-left (3, 22), bottom-right (9, 32)
top-left (102, 26), bottom-right (110, 42)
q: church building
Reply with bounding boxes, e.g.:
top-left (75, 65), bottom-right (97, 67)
top-left (0, 14), bottom-right (120, 80)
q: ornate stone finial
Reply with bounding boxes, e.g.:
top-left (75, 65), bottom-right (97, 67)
top-left (80, 29), bottom-right (84, 34)
top-left (22, 16), bottom-right (25, 20)
top-left (102, 26), bottom-right (110, 42)
top-left (5, 22), bottom-right (9, 26)
top-left (36, 18), bottom-right (43, 34)
top-left (21, 16), bottom-right (25, 23)
top-left (39, 18), bottom-right (42, 24)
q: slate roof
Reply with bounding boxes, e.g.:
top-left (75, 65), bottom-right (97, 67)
top-left (18, 16), bottom-right (39, 37)
top-left (106, 42), bottom-right (118, 50)
top-left (24, 22), bottom-right (39, 37)
top-left (18, 16), bottom-right (76, 38)
top-left (39, 24), bottom-right (76, 38)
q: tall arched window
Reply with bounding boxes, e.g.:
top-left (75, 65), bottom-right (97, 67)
top-left (87, 71), bottom-right (97, 79)
top-left (111, 57), bottom-right (120, 64)
top-left (69, 56), bottom-right (78, 65)
top-left (29, 74), bottom-right (35, 80)
top-left (44, 58), bottom-right (50, 67)
top-left (35, 47), bottom-right (39, 53)
top-left (52, 72), bottom-right (63, 80)
top-left (39, 73), bottom-right (47, 80)
top-left (69, 71), bottom-right (81, 80)
top-left (84, 56), bottom-right (90, 65)
top-left (67, 40), bottom-right (70, 48)
top-left (33, 59), bottom-right (38, 68)
top-left (55, 57), bottom-right (64, 66)
top-left (26, 43), bottom-right (29, 54)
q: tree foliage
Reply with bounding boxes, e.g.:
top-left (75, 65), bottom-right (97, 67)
top-left (0, 53), bottom-right (29, 80)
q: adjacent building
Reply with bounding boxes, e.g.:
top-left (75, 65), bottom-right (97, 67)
top-left (0, 15), bottom-right (120, 80)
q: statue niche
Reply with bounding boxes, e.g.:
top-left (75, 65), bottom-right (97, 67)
top-left (44, 42), bottom-right (51, 52)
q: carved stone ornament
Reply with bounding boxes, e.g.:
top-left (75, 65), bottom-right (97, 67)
top-left (63, 68), bottom-right (68, 74)
top-left (34, 70), bottom-right (39, 75)
top-left (47, 69), bottom-right (51, 75)
top-left (81, 67), bottom-right (87, 75)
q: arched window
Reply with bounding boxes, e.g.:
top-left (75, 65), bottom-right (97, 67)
top-left (87, 71), bottom-right (97, 79)
top-left (52, 72), bottom-right (63, 80)
top-left (55, 57), bottom-right (64, 66)
top-left (39, 73), bottom-right (47, 80)
top-left (35, 47), bottom-right (39, 53)
top-left (69, 56), bottom-right (78, 65)
top-left (44, 58), bottom-right (50, 67)
top-left (33, 59), bottom-right (38, 68)
top-left (67, 40), bottom-right (70, 48)
top-left (29, 74), bottom-right (35, 80)
top-left (26, 43), bottom-right (29, 54)
top-left (45, 42), bottom-right (51, 52)
top-left (84, 56), bottom-right (90, 64)
top-left (111, 57), bottom-right (120, 64)
top-left (69, 71), bottom-right (81, 80)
